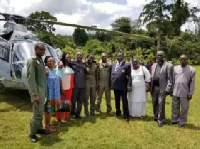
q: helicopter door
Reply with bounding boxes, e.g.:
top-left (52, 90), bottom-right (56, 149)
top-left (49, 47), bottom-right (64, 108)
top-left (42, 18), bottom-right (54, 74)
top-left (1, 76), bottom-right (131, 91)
top-left (0, 37), bottom-right (12, 79)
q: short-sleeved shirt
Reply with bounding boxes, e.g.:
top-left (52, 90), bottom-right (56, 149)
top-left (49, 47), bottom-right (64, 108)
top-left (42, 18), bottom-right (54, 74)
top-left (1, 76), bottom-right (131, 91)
top-left (56, 66), bottom-right (74, 90)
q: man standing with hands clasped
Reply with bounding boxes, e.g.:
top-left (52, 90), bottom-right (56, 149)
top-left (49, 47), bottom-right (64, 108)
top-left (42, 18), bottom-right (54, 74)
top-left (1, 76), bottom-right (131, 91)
top-left (96, 53), bottom-right (112, 114)
top-left (171, 55), bottom-right (195, 127)
top-left (111, 53), bottom-right (130, 123)
top-left (27, 43), bottom-right (51, 143)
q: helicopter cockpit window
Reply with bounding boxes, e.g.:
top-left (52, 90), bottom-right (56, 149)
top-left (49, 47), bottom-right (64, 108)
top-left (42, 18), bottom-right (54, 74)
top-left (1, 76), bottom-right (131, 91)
top-left (29, 44), bottom-right (59, 64)
top-left (12, 44), bottom-right (27, 79)
top-left (46, 45), bottom-right (59, 64)
top-left (0, 38), bottom-right (10, 62)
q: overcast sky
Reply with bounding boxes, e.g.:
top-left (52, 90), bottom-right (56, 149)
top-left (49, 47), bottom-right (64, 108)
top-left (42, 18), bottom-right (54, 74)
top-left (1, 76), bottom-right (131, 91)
top-left (0, 0), bottom-right (199, 35)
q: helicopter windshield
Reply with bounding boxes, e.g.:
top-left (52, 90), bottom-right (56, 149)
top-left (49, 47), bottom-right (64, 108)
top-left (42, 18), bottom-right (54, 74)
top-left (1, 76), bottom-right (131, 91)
top-left (12, 42), bottom-right (59, 79)
top-left (45, 44), bottom-right (59, 63)
top-left (13, 44), bottom-right (27, 62)
top-left (12, 42), bottom-right (59, 63)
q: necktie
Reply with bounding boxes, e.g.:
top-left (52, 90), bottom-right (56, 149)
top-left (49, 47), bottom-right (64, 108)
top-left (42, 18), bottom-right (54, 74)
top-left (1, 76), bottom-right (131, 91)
top-left (115, 62), bottom-right (120, 72)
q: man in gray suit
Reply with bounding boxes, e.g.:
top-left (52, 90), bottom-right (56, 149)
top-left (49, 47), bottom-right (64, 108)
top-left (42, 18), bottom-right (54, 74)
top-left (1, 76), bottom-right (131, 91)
top-left (171, 55), bottom-right (195, 127)
top-left (151, 51), bottom-right (173, 127)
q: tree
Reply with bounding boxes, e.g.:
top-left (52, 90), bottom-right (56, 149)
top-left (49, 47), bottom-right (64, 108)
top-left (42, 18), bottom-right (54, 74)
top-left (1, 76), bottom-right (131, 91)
top-left (37, 31), bottom-right (69, 48)
top-left (27, 11), bottom-right (57, 33)
top-left (170, 0), bottom-right (190, 36)
top-left (73, 28), bottom-right (88, 46)
top-left (139, 0), bottom-right (169, 51)
top-left (93, 31), bottom-right (112, 42)
top-left (190, 7), bottom-right (200, 35)
top-left (111, 17), bottom-right (132, 33)
top-left (84, 39), bottom-right (104, 55)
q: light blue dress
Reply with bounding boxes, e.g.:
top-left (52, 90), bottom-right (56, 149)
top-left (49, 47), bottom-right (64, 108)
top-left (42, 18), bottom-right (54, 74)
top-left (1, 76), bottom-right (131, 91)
top-left (46, 68), bottom-right (61, 112)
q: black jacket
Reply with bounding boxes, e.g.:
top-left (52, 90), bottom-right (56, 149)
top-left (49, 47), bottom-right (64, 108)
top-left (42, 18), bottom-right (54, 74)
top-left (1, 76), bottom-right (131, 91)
top-left (110, 61), bottom-right (131, 91)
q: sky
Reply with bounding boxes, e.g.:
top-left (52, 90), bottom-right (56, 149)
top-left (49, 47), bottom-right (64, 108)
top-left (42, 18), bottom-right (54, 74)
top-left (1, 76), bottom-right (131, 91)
top-left (0, 0), bottom-right (199, 35)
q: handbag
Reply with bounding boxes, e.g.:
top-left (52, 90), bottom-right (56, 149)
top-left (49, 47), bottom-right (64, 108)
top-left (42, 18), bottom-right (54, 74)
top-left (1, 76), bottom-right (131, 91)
top-left (141, 66), bottom-right (150, 92)
top-left (57, 97), bottom-right (71, 112)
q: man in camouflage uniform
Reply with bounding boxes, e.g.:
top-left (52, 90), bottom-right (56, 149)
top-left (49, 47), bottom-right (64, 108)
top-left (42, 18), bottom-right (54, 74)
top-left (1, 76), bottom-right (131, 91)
top-left (27, 43), bottom-right (50, 143)
top-left (84, 54), bottom-right (99, 116)
top-left (96, 53), bottom-right (112, 114)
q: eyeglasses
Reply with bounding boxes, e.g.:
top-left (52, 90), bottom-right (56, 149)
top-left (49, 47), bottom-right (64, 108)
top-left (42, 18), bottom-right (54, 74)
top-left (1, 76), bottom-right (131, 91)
top-left (47, 60), bottom-right (55, 63)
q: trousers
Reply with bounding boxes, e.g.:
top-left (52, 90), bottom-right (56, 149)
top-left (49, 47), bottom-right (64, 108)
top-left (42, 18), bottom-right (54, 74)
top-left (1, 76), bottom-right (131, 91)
top-left (151, 87), bottom-right (166, 124)
top-left (96, 82), bottom-right (112, 113)
top-left (84, 85), bottom-right (96, 115)
top-left (171, 96), bottom-right (189, 125)
top-left (57, 88), bottom-right (73, 121)
top-left (71, 88), bottom-right (85, 116)
top-left (114, 90), bottom-right (129, 119)
top-left (30, 100), bottom-right (45, 135)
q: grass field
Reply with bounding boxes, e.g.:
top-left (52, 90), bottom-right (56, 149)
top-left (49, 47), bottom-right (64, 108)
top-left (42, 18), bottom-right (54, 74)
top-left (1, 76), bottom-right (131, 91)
top-left (0, 66), bottom-right (200, 149)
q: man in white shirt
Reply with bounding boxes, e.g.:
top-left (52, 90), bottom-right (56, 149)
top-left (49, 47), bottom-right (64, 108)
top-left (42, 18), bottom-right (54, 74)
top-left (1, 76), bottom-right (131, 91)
top-left (171, 55), bottom-right (195, 127)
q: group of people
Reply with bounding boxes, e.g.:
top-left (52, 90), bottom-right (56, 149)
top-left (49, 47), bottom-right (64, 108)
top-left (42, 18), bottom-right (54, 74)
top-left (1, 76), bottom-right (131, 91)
top-left (27, 43), bottom-right (195, 143)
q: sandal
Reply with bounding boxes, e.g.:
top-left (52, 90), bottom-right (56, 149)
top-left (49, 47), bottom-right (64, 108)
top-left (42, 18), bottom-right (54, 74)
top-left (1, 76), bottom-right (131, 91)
top-left (49, 126), bottom-right (56, 132)
top-left (45, 125), bottom-right (56, 132)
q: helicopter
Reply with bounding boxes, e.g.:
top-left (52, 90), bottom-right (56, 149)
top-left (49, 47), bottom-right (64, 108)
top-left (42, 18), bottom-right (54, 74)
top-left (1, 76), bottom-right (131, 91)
top-left (0, 13), bottom-right (150, 90)
top-left (0, 13), bottom-right (60, 89)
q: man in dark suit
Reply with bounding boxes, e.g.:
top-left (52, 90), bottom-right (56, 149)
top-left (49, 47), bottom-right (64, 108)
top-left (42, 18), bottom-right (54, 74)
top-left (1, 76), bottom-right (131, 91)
top-left (111, 53), bottom-right (130, 122)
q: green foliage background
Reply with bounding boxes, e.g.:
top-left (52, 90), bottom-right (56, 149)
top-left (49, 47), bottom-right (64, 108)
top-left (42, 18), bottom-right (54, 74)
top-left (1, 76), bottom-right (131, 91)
top-left (25, 0), bottom-right (200, 65)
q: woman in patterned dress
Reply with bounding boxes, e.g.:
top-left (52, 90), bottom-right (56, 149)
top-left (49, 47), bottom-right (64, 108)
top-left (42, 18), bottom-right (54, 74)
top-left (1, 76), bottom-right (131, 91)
top-left (44, 56), bottom-right (61, 131)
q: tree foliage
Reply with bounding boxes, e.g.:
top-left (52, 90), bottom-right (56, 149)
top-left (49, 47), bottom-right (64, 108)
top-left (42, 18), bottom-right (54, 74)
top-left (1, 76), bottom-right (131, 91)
top-left (111, 17), bottom-right (132, 33)
top-left (170, 0), bottom-right (190, 36)
top-left (73, 28), bottom-right (88, 46)
top-left (139, 0), bottom-right (169, 50)
top-left (85, 39), bottom-right (105, 55)
top-left (27, 11), bottom-right (57, 33)
top-left (24, 2), bottom-right (200, 65)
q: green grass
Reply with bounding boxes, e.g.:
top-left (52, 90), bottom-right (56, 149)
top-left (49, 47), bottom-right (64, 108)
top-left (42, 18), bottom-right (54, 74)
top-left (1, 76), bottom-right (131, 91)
top-left (0, 67), bottom-right (200, 149)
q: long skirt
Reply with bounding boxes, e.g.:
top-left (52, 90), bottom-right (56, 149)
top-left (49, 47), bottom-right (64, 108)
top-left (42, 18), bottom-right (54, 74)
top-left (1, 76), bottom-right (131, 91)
top-left (128, 101), bottom-right (146, 117)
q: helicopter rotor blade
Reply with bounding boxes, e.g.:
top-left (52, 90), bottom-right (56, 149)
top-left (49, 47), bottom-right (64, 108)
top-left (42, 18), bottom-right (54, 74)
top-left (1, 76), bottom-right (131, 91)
top-left (27, 18), bottom-right (150, 39)
top-left (0, 12), bottom-right (151, 39)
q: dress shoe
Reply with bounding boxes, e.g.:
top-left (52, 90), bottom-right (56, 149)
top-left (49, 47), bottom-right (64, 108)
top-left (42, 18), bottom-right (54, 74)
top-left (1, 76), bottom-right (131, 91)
top-left (140, 116), bottom-right (144, 119)
top-left (171, 122), bottom-right (178, 125)
top-left (58, 121), bottom-right (63, 126)
top-left (107, 109), bottom-right (112, 114)
top-left (107, 111), bottom-right (111, 115)
top-left (90, 113), bottom-right (95, 116)
top-left (116, 114), bottom-right (121, 117)
top-left (96, 111), bottom-right (101, 114)
top-left (76, 115), bottom-right (82, 119)
top-left (158, 123), bottom-right (164, 127)
top-left (85, 114), bottom-right (89, 117)
top-left (179, 124), bottom-right (186, 128)
top-left (30, 135), bottom-right (38, 143)
top-left (37, 129), bottom-right (51, 135)
top-left (72, 115), bottom-right (76, 119)
top-left (125, 119), bottom-right (130, 123)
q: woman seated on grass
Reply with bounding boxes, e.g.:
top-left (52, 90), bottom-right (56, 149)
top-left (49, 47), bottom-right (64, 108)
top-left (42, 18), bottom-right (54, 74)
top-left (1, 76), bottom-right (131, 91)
top-left (44, 56), bottom-right (61, 132)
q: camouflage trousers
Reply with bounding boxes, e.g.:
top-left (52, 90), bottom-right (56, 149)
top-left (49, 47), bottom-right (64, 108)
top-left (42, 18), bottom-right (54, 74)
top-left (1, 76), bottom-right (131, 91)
top-left (96, 83), bottom-right (112, 113)
top-left (84, 84), bottom-right (96, 115)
